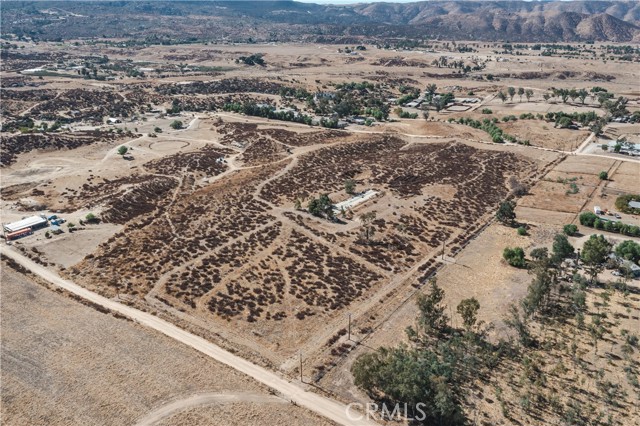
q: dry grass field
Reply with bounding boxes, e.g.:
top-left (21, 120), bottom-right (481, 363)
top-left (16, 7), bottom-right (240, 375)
top-left (0, 260), bottom-right (333, 426)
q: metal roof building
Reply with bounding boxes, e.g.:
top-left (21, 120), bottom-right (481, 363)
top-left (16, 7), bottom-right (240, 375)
top-left (3, 215), bottom-right (48, 233)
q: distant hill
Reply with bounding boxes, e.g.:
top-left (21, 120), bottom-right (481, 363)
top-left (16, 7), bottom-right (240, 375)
top-left (2, 1), bottom-right (639, 43)
top-left (350, 1), bottom-right (640, 42)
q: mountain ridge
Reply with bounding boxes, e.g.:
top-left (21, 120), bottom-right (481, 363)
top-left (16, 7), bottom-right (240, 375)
top-left (2, 1), bottom-right (639, 43)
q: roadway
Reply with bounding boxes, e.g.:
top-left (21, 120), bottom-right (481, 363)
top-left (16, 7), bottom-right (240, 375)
top-left (0, 245), bottom-right (379, 426)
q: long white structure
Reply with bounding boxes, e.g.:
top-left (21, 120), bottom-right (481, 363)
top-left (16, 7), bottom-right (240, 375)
top-left (3, 215), bottom-right (48, 233)
top-left (333, 189), bottom-right (378, 212)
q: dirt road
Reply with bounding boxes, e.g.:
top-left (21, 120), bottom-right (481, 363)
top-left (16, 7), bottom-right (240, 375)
top-left (135, 392), bottom-right (284, 426)
top-left (0, 245), bottom-right (379, 426)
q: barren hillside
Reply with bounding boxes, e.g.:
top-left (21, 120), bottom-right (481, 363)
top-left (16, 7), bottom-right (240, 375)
top-left (2, 1), bottom-right (640, 42)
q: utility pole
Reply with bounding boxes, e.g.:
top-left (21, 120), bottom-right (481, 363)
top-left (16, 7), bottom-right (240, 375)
top-left (299, 351), bottom-right (303, 383)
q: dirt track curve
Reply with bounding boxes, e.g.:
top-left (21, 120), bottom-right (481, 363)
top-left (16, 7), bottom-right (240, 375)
top-left (134, 392), bottom-right (284, 426)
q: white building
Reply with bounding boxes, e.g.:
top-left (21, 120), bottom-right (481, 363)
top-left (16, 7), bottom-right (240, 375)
top-left (4, 215), bottom-right (48, 233)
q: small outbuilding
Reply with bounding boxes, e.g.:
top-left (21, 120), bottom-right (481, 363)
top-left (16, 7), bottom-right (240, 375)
top-left (628, 201), bottom-right (640, 210)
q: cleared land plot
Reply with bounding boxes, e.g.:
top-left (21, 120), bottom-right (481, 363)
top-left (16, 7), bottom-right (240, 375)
top-left (519, 180), bottom-right (591, 213)
top-left (553, 155), bottom-right (616, 174)
top-left (0, 262), bottom-right (331, 426)
top-left (519, 153), bottom-right (640, 229)
top-left (22, 223), bottom-right (123, 268)
top-left (607, 161), bottom-right (640, 193)
top-left (498, 120), bottom-right (590, 151)
top-left (516, 205), bottom-right (577, 226)
top-left (65, 130), bottom-right (540, 366)
top-left (518, 155), bottom-right (628, 225)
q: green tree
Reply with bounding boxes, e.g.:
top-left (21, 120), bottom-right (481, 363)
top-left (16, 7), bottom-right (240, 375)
top-left (557, 116), bottom-right (573, 128)
top-left (457, 298), bottom-right (480, 331)
top-left (579, 211), bottom-right (598, 227)
top-left (577, 88), bottom-right (588, 105)
top-left (308, 194), bottom-right (334, 220)
top-left (525, 89), bottom-right (534, 102)
top-left (407, 279), bottom-right (449, 342)
top-left (590, 118), bottom-right (607, 136)
top-left (563, 224), bottom-right (578, 236)
top-left (522, 266), bottom-right (555, 318)
top-left (581, 234), bottom-right (612, 283)
top-left (552, 234), bottom-right (575, 261)
top-left (602, 96), bottom-right (629, 117)
top-left (557, 88), bottom-right (570, 103)
top-left (117, 146), bottom-right (128, 156)
top-left (496, 201), bottom-right (516, 225)
top-left (497, 91), bottom-right (507, 103)
top-left (598, 171), bottom-right (608, 180)
top-left (344, 179), bottom-right (356, 195)
top-left (503, 247), bottom-right (526, 267)
top-left (530, 247), bottom-right (549, 260)
top-left (615, 240), bottom-right (640, 263)
top-left (517, 87), bottom-right (525, 102)
top-left (170, 120), bottom-right (184, 130)
top-left (154, 126), bottom-right (162, 133)
top-left (569, 88), bottom-right (578, 103)
top-left (517, 226), bottom-right (527, 236)
top-left (507, 87), bottom-right (516, 101)
top-left (504, 304), bottom-right (533, 347)
top-left (85, 213), bottom-right (99, 223)
top-left (351, 346), bottom-right (465, 425)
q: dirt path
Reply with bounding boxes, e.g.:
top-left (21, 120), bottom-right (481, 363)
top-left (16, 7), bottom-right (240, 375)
top-left (575, 131), bottom-right (596, 153)
top-left (572, 129), bottom-right (640, 164)
top-left (145, 216), bottom-right (283, 301)
top-left (19, 90), bottom-right (62, 116)
top-left (134, 392), bottom-right (285, 426)
top-left (0, 245), bottom-right (379, 426)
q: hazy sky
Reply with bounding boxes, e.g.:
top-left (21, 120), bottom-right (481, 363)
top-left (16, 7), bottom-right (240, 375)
top-left (297, 0), bottom-right (418, 3)
top-left (297, 0), bottom-right (564, 3)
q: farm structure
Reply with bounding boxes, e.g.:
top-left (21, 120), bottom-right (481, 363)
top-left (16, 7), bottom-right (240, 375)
top-left (333, 190), bottom-right (378, 213)
top-left (609, 253), bottom-right (640, 278)
top-left (3, 215), bottom-right (48, 234)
